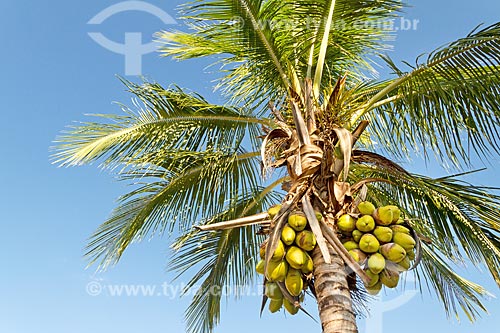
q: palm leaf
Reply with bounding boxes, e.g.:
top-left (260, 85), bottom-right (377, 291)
top-left (157, 0), bottom-right (403, 107)
top-left (85, 149), bottom-right (262, 269)
top-left (169, 186), bottom-right (283, 333)
top-left (261, 0), bottom-right (403, 84)
top-left (157, 0), bottom-right (292, 107)
top-left (352, 22), bottom-right (500, 166)
top-left (417, 245), bottom-right (491, 321)
top-left (52, 80), bottom-right (265, 168)
top-left (313, 0), bottom-right (337, 97)
top-left (53, 1), bottom-right (500, 329)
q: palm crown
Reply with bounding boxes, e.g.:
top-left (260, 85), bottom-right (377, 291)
top-left (53, 1), bottom-right (500, 332)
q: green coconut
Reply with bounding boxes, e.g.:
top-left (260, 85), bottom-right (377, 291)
top-left (359, 234), bottom-right (380, 253)
top-left (356, 215), bottom-right (376, 232)
top-left (288, 211), bottom-right (308, 231)
top-left (285, 246), bottom-right (308, 269)
top-left (337, 214), bottom-right (356, 233)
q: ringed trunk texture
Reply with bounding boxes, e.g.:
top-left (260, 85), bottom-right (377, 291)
top-left (312, 243), bottom-right (358, 333)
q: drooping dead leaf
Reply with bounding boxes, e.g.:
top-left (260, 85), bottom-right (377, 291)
top-left (290, 100), bottom-right (310, 146)
top-left (260, 277), bottom-right (268, 317)
top-left (352, 150), bottom-right (410, 175)
top-left (411, 228), bottom-right (423, 270)
top-left (334, 181), bottom-right (352, 207)
top-left (302, 195), bottom-right (331, 263)
top-left (298, 143), bottom-right (323, 178)
top-left (286, 142), bottom-right (323, 180)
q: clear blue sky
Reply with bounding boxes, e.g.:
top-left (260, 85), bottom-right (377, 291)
top-left (1, 1), bottom-right (499, 332)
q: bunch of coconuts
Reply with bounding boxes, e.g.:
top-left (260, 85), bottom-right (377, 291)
top-left (255, 205), bottom-right (318, 314)
top-left (338, 202), bottom-right (417, 294)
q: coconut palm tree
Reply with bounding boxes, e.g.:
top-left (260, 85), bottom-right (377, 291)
top-left (53, 1), bottom-right (500, 332)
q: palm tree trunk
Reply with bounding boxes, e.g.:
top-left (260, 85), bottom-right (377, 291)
top-left (312, 243), bottom-right (358, 333)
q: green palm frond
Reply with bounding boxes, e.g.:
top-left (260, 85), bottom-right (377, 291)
top-left (353, 22), bottom-right (500, 166)
top-left (349, 163), bottom-right (500, 320)
top-left (169, 185), bottom-right (283, 333)
top-left (85, 149), bottom-right (262, 269)
top-left (157, 0), bottom-right (292, 107)
top-left (292, 0), bottom-right (403, 86)
top-left (417, 245), bottom-right (491, 321)
top-left (157, 0), bottom-right (403, 107)
top-left (52, 80), bottom-right (266, 168)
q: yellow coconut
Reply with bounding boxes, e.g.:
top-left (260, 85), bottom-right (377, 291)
top-left (267, 204), bottom-right (282, 219)
top-left (288, 211), bottom-right (308, 231)
top-left (373, 206), bottom-right (393, 226)
top-left (366, 280), bottom-right (383, 295)
top-left (256, 260), bottom-right (265, 275)
top-left (379, 243), bottom-right (406, 263)
top-left (359, 234), bottom-right (380, 253)
top-left (392, 232), bottom-right (416, 252)
top-left (407, 248), bottom-right (416, 260)
top-left (367, 253), bottom-right (386, 274)
top-left (285, 269), bottom-right (304, 297)
top-left (364, 269), bottom-right (380, 288)
top-left (337, 214), bottom-right (356, 233)
top-left (266, 259), bottom-right (288, 282)
top-left (349, 249), bottom-right (367, 263)
top-left (343, 240), bottom-right (359, 251)
top-left (358, 201), bottom-right (376, 216)
top-left (386, 205), bottom-right (401, 223)
top-left (380, 269), bottom-right (400, 288)
top-left (398, 256), bottom-right (411, 271)
top-left (271, 240), bottom-right (285, 261)
top-left (264, 282), bottom-right (283, 300)
top-left (352, 229), bottom-right (364, 243)
top-left (281, 224), bottom-right (296, 246)
top-left (373, 226), bottom-right (393, 243)
top-left (356, 215), bottom-right (376, 232)
top-left (301, 252), bottom-right (314, 274)
top-left (269, 298), bottom-right (283, 313)
top-left (283, 298), bottom-right (299, 315)
top-left (390, 225), bottom-right (410, 235)
top-left (295, 230), bottom-right (317, 252)
top-left (285, 246), bottom-right (308, 269)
